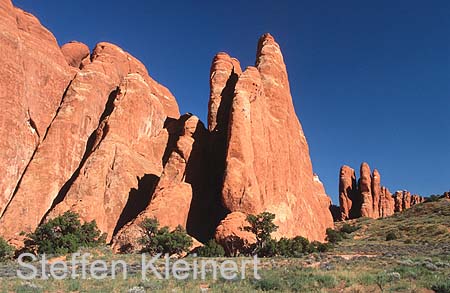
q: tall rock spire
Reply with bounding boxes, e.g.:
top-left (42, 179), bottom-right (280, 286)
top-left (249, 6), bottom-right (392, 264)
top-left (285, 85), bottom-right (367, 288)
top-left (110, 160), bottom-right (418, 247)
top-left (218, 33), bottom-right (334, 241)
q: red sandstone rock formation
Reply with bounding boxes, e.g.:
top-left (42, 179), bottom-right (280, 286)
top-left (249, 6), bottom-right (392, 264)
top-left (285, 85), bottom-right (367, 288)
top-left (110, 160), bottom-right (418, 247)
top-left (338, 162), bottom-right (422, 220)
top-left (371, 169), bottom-right (381, 219)
top-left (111, 115), bottom-right (207, 252)
top-left (0, 1), bottom-right (334, 249)
top-left (61, 41), bottom-right (90, 68)
top-left (313, 174), bottom-right (333, 213)
top-left (0, 40), bottom-right (178, 244)
top-left (218, 34), bottom-right (333, 241)
top-left (339, 166), bottom-right (358, 220)
top-left (0, 0), bottom-right (73, 216)
top-left (47, 73), bottom-right (169, 242)
top-left (379, 187), bottom-right (395, 217)
top-left (215, 212), bottom-right (256, 256)
top-left (394, 191), bottom-right (404, 213)
top-left (359, 163), bottom-right (373, 218)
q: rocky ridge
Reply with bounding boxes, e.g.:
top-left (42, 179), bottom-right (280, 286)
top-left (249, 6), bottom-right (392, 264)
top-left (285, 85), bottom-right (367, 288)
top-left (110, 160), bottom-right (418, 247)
top-left (337, 162), bottom-right (424, 221)
top-left (0, 0), bottom-right (333, 249)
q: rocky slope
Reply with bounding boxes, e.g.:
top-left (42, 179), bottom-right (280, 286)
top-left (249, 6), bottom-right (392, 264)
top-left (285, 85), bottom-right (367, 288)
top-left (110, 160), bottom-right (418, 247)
top-left (0, 0), bottom-right (333, 249)
top-left (337, 162), bottom-right (424, 221)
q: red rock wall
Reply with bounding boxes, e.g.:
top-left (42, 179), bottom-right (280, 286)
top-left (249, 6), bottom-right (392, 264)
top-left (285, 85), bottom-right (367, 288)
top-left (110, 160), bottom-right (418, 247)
top-left (218, 34), bottom-right (334, 241)
top-left (0, 1), bottom-right (334, 248)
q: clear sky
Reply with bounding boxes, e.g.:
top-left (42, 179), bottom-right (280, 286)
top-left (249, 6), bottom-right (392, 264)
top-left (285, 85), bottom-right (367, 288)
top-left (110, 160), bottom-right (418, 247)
top-left (14, 0), bottom-right (449, 204)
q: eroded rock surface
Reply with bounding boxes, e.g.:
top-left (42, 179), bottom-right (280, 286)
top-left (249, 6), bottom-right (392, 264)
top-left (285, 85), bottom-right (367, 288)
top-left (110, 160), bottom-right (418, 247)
top-left (0, 0), bottom-right (73, 216)
top-left (219, 34), bottom-right (333, 241)
top-left (0, 1), bottom-right (334, 250)
top-left (337, 162), bottom-right (423, 220)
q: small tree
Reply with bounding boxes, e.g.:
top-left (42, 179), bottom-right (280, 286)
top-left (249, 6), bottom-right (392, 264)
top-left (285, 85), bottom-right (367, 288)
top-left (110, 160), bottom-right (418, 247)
top-left (195, 239), bottom-right (225, 257)
top-left (24, 211), bottom-right (106, 255)
top-left (244, 212), bottom-right (278, 255)
top-left (139, 218), bottom-right (192, 256)
top-left (0, 237), bottom-right (14, 262)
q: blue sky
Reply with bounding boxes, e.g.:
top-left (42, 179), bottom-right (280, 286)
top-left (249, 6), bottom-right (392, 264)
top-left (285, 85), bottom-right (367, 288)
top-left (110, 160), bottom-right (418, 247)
top-left (14, 0), bottom-right (449, 203)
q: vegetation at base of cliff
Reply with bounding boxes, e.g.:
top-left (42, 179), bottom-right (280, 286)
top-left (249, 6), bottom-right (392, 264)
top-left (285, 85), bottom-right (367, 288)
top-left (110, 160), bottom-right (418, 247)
top-left (22, 211), bottom-right (106, 255)
top-left (194, 239), bottom-right (225, 257)
top-left (0, 199), bottom-right (448, 292)
top-left (0, 237), bottom-right (13, 262)
top-left (139, 218), bottom-right (192, 256)
top-left (241, 212), bottom-right (331, 257)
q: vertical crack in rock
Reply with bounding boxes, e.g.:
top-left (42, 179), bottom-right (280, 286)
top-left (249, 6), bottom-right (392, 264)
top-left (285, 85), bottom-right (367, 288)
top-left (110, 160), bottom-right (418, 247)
top-left (42, 87), bottom-right (120, 222)
top-left (42, 78), bottom-right (75, 141)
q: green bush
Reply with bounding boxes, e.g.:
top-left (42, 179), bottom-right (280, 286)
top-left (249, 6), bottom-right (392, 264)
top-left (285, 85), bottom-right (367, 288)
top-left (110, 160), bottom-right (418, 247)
top-left (308, 241), bottom-right (330, 253)
top-left (23, 211), bottom-right (105, 255)
top-left (195, 239), bottom-right (225, 257)
top-left (139, 218), bottom-right (192, 256)
top-left (244, 212), bottom-right (278, 256)
top-left (340, 223), bottom-right (359, 234)
top-left (386, 232), bottom-right (397, 241)
top-left (0, 237), bottom-right (14, 261)
top-left (277, 236), bottom-right (309, 257)
top-left (326, 228), bottom-right (343, 243)
top-left (243, 212), bottom-right (330, 257)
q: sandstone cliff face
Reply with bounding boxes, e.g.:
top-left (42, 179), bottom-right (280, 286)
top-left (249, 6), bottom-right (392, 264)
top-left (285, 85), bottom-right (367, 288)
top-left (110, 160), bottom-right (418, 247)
top-left (0, 1), bottom-right (334, 249)
top-left (111, 115), bottom-right (201, 252)
top-left (0, 0), bottom-right (73, 217)
top-left (218, 34), bottom-right (334, 241)
top-left (337, 162), bottom-right (423, 220)
top-left (46, 73), bottom-right (169, 242)
top-left (0, 40), bottom-right (179, 244)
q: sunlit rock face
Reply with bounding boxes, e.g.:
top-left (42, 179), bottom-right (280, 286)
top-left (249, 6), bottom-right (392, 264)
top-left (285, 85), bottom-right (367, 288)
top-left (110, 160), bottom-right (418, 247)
top-left (0, 0), bottom-right (334, 249)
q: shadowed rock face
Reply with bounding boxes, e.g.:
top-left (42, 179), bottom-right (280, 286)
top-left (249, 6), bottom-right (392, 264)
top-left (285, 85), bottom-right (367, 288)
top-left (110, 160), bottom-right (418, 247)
top-left (337, 162), bottom-right (423, 221)
top-left (111, 115), bottom-right (208, 252)
top-left (0, 1), bottom-right (334, 249)
top-left (339, 166), bottom-right (358, 220)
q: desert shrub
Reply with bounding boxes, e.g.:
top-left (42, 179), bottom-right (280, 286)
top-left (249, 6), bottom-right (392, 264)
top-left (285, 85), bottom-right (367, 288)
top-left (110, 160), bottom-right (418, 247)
top-left (23, 211), bottom-right (105, 255)
top-left (244, 212), bottom-right (278, 256)
top-left (431, 279), bottom-right (450, 293)
top-left (0, 237), bottom-right (14, 261)
top-left (386, 231), bottom-right (397, 241)
top-left (308, 241), bottom-right (330, 253)
top-left (139, 218), bottom-right (192, 256)
top-left (340, 223), bottom-right (359, 234)
top-left (195, 239), bottom-right (225, 257)
top-left (276, 236), bottom-right (309, 257)
top-left (326, 228), bottom-right (343, 243)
